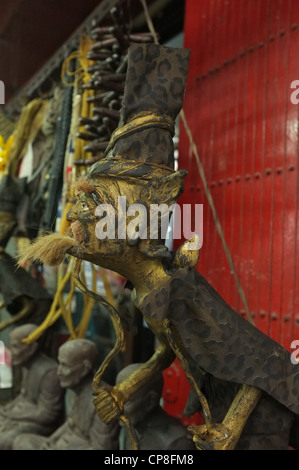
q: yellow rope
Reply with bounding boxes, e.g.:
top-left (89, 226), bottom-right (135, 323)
top-left (22, 259), bottom-right (74, 344)
top-left (6, 99), bottom-right (48, 177)
top-left (59, 270), bottom-right (77, 339)
top-left (61, 34), bottom-right (94, 87)
top-left (0, 134), bottom-right (13, 175)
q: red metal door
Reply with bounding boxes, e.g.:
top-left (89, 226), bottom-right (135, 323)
top-left (178, 0), bottom-right (299, 352)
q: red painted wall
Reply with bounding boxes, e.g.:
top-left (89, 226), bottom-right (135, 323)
top-left (177, 0), bottom-right (299, 352)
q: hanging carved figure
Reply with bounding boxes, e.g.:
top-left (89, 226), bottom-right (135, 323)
top-left (18, 44), bottom-right (299, 450)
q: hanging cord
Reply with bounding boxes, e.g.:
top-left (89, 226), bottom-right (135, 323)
top-left (180, 111), bottom-right (254, 325)
top-left (75, 264), bottom-right (115, 339)
top-left (139, 0), bottom-right (159, 45)
top-left (140, 0), bottom-right (253, 325)
top-left (75, 263), bottom-right (96, 338)
top-left (73, 259), bottom-right (126, 388)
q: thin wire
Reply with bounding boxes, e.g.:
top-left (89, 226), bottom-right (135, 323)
top-left (139, 0), bottom-right (159, 44)
top-left (180, 110), bottom-right (254, 325)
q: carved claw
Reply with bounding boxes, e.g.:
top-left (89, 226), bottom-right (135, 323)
top-left (188, 423), bottom-right (231, 450)
top-left (93, 386), bottom-right (124, 424)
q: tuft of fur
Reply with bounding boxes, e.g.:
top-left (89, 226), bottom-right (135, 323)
top-left (73, 177), bottom-right (95, 196)
top-left (16, 233), bottom-right (82, 267)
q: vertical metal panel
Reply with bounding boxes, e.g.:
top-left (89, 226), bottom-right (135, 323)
top-left (179, 0), bottom-right (299, 351)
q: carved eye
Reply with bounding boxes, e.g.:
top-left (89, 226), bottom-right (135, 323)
top-left (80, 201), bottom-right (89, 211)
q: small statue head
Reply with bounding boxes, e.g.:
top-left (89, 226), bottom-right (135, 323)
top-left (9, 323), bottom-right (39, 366)
top-left (57, 338), bottom-right (98, 388)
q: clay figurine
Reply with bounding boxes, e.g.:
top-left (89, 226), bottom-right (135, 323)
top-left (0, 323), bottom-right (64, 449)
top-left (13, 338), bottom-right (119, 450)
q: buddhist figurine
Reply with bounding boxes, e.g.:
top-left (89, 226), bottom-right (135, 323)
top-left (0, 324), bottom-right (64, 449)
top-left (18, 43), bottom-right (299, 450)
top-left (13, 338), bottom-right (119, 450)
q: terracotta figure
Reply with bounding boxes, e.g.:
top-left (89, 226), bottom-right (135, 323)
top-left (13, 338), bottom-right (119, 450)
top-left (0, 323), bottom-right (64, 450)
